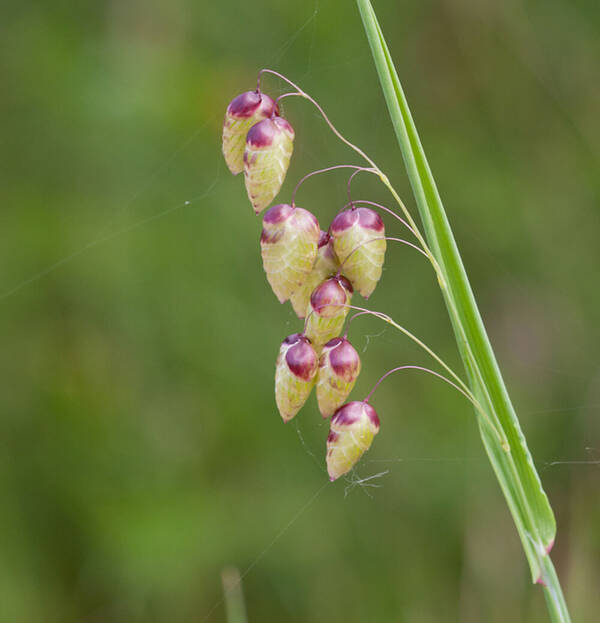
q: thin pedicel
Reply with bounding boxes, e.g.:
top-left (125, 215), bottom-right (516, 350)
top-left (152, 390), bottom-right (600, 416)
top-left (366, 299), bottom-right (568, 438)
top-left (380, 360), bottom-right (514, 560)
top-left (341, 304), bottom-right (504, 445)
top-left (335, 236), bottom-right (429, 274)
top-left (257, 67), bottom-right (450, 293)
top-left (299, 296), bottom-right (502, 444)
top-left (291, 165), bottom-right (376, 207)
top-left (259, 71), bottom-right (433, 254)
top-left (346, 167), bottom-right (372, 206)
top-left (363, 365), bottom-right (481, 409)
top-left (257, 69), bottom-right (379, 170)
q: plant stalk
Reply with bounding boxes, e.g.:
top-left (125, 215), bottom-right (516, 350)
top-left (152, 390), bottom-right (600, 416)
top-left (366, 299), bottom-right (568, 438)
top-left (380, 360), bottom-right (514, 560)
top-left (357, 1), bottom-right (571, 620)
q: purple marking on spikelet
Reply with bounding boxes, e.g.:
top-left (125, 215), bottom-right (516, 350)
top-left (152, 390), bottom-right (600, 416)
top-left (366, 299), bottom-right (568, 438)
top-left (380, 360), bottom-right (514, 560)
top-left (337, 275), bottom-right (353, 294)
top-left (357, 207), bottom-right (384, 231)
top-left (246, 118), bottom-right (278, 148)
top-left (263, 204), bottom-right (294, 225)
top-left (273, 115), bottom-right (294, 137)
top-left (330, 207), bottom-right (384, 235)
top-left (328, 338), bottom-right (360, 381)
top-left (283, 333), bottom-right (303, 345)
top-left (227, 91), bottom-right (276, 119)
top-left (318, 231), bottom-right (330, 247)
top-left (310, 278), bottom-right (348, 313)
top-left (329, 208), bottom-right (359, 234)
top-left (285, 339), bottom-right (318, 381)
top-left (331, 401), bottom-right (380, 429)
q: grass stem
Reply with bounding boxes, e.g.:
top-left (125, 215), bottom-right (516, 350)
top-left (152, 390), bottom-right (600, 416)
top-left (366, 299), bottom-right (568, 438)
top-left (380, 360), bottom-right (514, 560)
top-left (356, 1), bottom-right (571, 619)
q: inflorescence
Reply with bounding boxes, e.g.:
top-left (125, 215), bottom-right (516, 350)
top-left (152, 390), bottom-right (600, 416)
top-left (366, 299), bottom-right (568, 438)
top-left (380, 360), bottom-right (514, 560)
top-left (222, 69), bottom-right (504, 482)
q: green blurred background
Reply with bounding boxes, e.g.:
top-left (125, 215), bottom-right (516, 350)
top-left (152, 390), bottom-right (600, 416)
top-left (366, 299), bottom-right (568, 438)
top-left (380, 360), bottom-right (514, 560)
top-left (1, 0), bottom-right (599, 621)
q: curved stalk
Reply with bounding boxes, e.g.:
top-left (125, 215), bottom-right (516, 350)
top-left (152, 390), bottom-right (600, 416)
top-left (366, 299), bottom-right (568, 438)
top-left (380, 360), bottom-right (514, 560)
top-left (336, 236), bottom-right (429, 273)
top-left (342, 304), bottom-right (504, 444)
top-left (363, 365), bottom-right (485, 415)
top-left (291, 164), bottom-right (375, 207)
top-left (258, 70), bottom-right (438, 268)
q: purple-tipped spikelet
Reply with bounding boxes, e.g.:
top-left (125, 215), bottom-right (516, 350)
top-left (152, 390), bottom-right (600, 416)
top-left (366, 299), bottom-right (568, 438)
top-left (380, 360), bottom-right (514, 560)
top-left (316, 337), bottom-right (361, 418)
top-left (261, 204), bottom-right (320, 303)
top-left (275, 333), bottom-right (318, 422)
top-left (290, 231), bottom-right (340, 318)
top-left (329, 207), bottom-right (386, 298)
top-left (244, 116), bottom-right (295, 214)
top-left (304, 276), bottom-right (353, 349)
top-left (326, 401), bottom-right (380, 481)
top-left (222, 91), bottom-right (277, 175)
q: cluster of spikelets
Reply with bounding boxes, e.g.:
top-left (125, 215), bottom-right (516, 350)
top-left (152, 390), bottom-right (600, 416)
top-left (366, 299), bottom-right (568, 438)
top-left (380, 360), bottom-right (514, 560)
top-left (223, 88), bottom-right (386, 482)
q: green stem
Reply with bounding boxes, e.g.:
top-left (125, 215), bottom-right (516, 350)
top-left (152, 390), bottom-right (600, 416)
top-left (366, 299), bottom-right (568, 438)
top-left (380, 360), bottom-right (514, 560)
top-left (540, 557), bottom-right (572, 623)
top-left (356, 1), bottom-right (570, 620)
top-left (221, 567), bottom-right (248, 623)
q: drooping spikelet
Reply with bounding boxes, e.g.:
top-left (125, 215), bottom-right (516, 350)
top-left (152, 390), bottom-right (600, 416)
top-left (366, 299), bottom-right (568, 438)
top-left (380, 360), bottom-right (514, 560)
top-left (326, 401), bottom-right (380, 481)
top-left (316, 337), bottom-right (361, 418)
top-left (329, 207), bottom-right (386, 298)
top-left (304, 276), bottom-right (352, 350)
top-left (290, 231), bottom-right (340, 318)
top-left (244, 116), bottom-right (295, 214)
top-left (222, 91), bottom-right (277, 175)
top-left (275, 333), bottom-right (318, 422)
top-left (260, 204), bottom-right (320, 303)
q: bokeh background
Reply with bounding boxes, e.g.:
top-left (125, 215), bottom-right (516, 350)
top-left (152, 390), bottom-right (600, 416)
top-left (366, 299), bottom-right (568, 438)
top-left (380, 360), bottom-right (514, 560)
top-left (1, 0), bottom-right (599, 621)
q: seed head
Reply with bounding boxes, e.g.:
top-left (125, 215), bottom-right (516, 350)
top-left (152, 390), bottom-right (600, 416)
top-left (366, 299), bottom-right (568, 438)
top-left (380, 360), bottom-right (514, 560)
top-left (304, 276), bottom-right (353, 349)
top-left (222, 91), bottom-right (277, 175)
top-left (316, 337), bottom-right (361, 418)
top-left (261, 204), bottom-right (320, 303)
top-left (326, 401), bottom-right (380, 481)
top-left (290, 231), bottom-right (340, 318)
top-left (275, 333), bottom-right (318, 422)
top-left (244, 116), bottom-right (295, 214)
top-left (329, 207), bottom-right (386, 298)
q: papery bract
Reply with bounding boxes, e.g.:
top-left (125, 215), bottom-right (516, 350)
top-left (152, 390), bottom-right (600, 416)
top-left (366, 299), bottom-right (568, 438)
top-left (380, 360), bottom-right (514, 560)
top-left (275, 333), bottom-right (318, 422)
top-left (222, 91), bottom-right (277, 175)
top-left (261, 204), bottom-right (320, 303)
top-left (304, 276), bottom-right (352, 349)
top-left (290, 231), bottom-right (340, 318)
top-left (326, 401), bottom-right (380, 481)
top-left (316, 337), bottom-right (361, 418)
top-left (330, 206), bottom-right (386, 298)
top-left (244, 116), bottom-right (295, 214)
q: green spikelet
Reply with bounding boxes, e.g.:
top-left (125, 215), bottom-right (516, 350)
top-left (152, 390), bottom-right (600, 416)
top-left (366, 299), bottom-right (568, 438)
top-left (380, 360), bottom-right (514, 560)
top-left (222, 91), bottom-right (277, 175)
top-left (290, 232), bottom-right (339, 318)
top-left (326, 401), bottom-right (380, 481)
top-left (330, 207), bottom-right (386, 298)
top-left (244, 116), bottom-right (294, 214)
top-left (261, 204), bottom-right (320, 303)
top-left (316, 337), bottom-right (361, 418)
top-left (274, 334), bottom-right (318, 422)
top-left (304, 277), bottom-right (352, 350)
